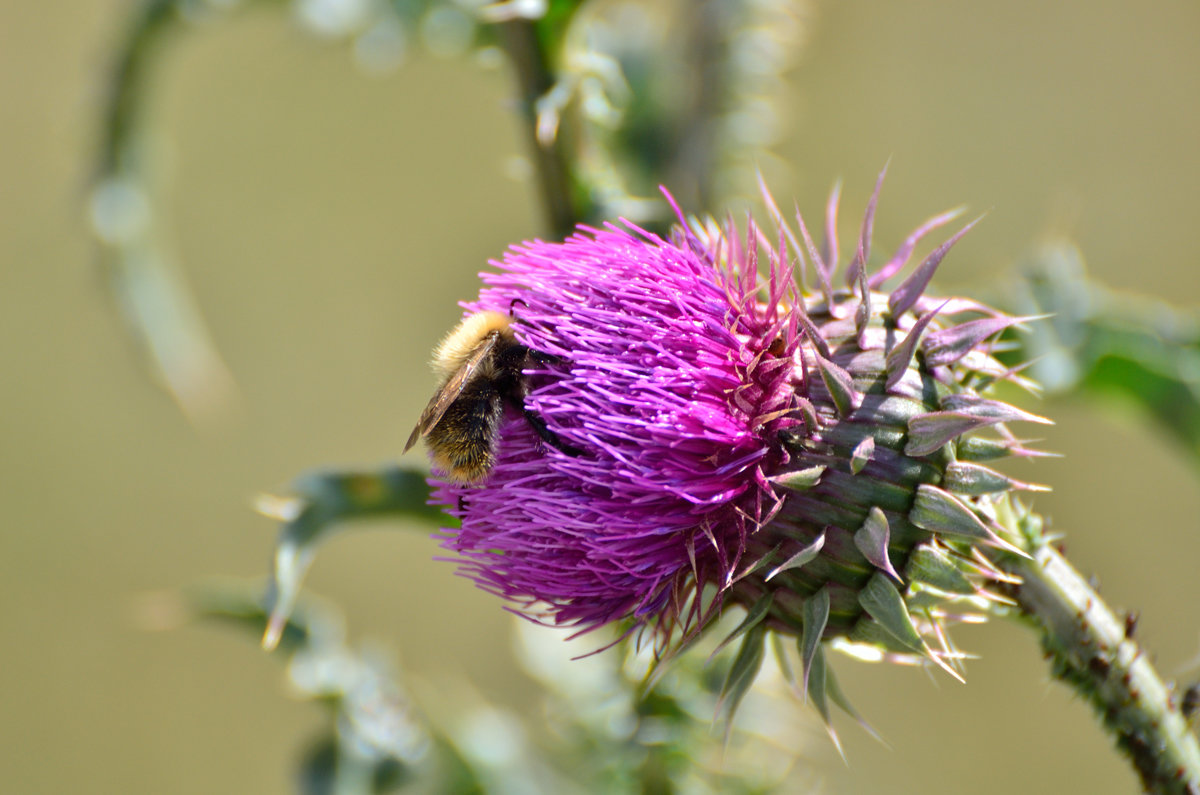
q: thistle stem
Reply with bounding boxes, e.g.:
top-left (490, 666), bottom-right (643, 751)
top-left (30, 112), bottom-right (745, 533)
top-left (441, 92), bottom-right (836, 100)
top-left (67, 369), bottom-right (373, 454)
top-left (494, 19), bottom-right (584, 238)
top-left (1002, 542), bottom-right (1200, 793)
top-left (664, 0), bottom-right (726, 214)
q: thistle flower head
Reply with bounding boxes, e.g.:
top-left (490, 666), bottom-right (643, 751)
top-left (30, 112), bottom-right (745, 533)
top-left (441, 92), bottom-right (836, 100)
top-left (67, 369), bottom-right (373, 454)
top-left (433, 172), bottom-right (1049, 698)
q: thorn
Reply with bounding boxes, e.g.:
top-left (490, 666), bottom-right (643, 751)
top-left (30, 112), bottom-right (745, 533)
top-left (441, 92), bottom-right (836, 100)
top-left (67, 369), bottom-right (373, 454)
top-left (262, 614), bottom-right (284, 652)
top-left (1182, 683), bottom-right (1200, 720)
top-left (870, 205), bottom-right (967, 288)
top-left (847, 162), bottom-right (888, 287)
top-left (1125, 610), bottom-right (1139, 640)
top-left (823, 179), bottom-right (842, 282)
top-left (796, 203), bottom-right (834, 310)
top-left (889, 215), bottom-right (985, 318)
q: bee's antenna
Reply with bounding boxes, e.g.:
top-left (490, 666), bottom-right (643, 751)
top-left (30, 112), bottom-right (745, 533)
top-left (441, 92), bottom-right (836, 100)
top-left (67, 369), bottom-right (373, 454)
top-left (508, 298), bottom-right (530, 317)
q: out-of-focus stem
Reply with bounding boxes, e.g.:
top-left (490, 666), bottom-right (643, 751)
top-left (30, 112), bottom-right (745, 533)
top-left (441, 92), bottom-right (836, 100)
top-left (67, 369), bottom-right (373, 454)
top-left (99, 0), bottom-right (173, 175)
top-left (667, 0), bottom-right (726, 215)
top-left (1002, 541), bottom-right (1200, 793)
top-left (100, 0), bottom-right (288, 175)
top-left (495, 19), bottom-right (584, 238)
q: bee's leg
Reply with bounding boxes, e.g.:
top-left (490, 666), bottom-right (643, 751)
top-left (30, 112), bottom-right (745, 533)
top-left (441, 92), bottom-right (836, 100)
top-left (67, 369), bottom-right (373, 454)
top-left (514, 347), bottom-right (579, 455)
top-left (519, 405), bottom-right (584, 457)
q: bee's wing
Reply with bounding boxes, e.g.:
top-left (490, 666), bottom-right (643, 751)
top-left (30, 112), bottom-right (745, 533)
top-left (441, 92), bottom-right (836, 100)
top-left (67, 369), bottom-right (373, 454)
top-left (404, 334), bottom-right (499, 452)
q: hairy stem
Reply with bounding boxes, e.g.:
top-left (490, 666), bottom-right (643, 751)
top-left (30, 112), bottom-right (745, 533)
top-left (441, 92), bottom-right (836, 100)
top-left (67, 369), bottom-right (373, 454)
top-left (1001, 540), bottom-right (1200, 793)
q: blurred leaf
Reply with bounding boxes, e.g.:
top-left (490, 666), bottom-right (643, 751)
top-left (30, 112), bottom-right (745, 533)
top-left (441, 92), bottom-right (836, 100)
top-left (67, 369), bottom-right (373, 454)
top-left (186, 580), bottom-right (440, 794)
top-left (260, 466), bottom-right (442, 652)
top-left (512, 618), bottom-right (815, 795)
top-left (298, 735), bottom-right (341, 795)
top-left (93, 0), bottom-right (249, 421)
top-left (297, 734), bottom-right (413, 795)
top-left (1002, 239), bottom-right (1200, 464)
top-left (185, 580), bottom-right (329, 655)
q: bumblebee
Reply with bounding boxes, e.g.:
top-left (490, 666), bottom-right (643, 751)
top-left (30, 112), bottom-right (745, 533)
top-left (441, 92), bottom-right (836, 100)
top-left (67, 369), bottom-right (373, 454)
top-left (404, 310), bottom-right (575, 482)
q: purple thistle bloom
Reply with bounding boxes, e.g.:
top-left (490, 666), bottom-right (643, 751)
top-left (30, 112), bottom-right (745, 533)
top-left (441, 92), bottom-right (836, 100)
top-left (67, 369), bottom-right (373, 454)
top-left (434, 212), bottom-right (802, 635)
top-left (432, 174), bottom-right (1048, 680)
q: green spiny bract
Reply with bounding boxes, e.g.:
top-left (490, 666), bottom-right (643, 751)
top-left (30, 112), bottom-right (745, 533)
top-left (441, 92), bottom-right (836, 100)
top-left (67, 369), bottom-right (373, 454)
top-left (703, 174), bottom-right (1050, 734)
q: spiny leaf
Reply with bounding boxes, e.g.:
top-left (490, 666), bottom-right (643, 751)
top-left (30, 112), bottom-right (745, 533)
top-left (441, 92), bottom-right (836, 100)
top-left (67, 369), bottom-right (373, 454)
top-left (796, 197), bottom-right (835, 309)
top-left (942, 461), bottom-right (1049, 496)
top-left (709, 591), bottom-right (773, 660)
top-left (766, 531), bottom-right (826, 581)
top-left (262, 466), bottom-right (441, 651)
top-left (846, 161), bottom-right (887, 287)
top-left (795, 305), bottom-right (832, 360)
top-left (885, 302), bottom-right (946, 390)
top-left (816, 356), bottom-right (861, 417)
top-left (854, 264), bottom-right (873, 349)
top-left (939, 394), bottom-right (1053, 424)
top-left (800, 586), bottom-right (831, 700)
top-left (850, 437), bottom-right (875, 474)
top-left (905, 397), bottom-right (1051, 457)
top-left (870, 206), bottom-right (966, 288)
top-left (823, 182), bottom-right (842, 282)
top-left (888, 215), bottom-right (983, 317)
top-left (857, 573), bottom-right (925, 654)
top-left (772, 465), bottom-right (826, 492)
top-left (758, 171), bottom-right (808, 291)
top-left (910, 484), bottom-right (1029, 558)
top-left (854, 507), bottom-right (900, 581)
top-left (957, 434), bottom-right (1057, 462)
top-left (858, 573), bottom-right (965, 682)
top-left (923, 314), bottom-right (1047, 367)
top-left (905, 545), bottom-right (977, 595)
top-left (905, 411), bottom-right (987, 457)
top-left (716, 624), bottom-right (767, 737)
top-left (807, 646), bottom-right (844, 758)
top-left (793, 395), bottom-right (821, 434)
top-left (909, 484), bottom-right (993, 542)
top-left (731, 542), bottom-right (784, 584)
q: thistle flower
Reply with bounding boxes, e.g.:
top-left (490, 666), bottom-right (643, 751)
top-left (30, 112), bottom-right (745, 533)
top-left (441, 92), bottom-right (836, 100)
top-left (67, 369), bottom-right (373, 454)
top-left (432, 171), bottom-right (1050, 711)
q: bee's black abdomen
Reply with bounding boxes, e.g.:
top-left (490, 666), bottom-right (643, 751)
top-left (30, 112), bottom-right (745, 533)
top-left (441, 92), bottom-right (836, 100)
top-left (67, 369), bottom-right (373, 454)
top-left (427, 380), bottom-right (505, 482)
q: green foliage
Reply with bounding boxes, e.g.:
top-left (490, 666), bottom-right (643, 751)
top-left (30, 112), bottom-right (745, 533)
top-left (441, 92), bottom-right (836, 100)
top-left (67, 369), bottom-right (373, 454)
top-left (1004, 239), bottom-right (1200, 465)
top-left (186, 583), bottom-right (435, 795)
top-left (259, 466), bottom-right (442, 651)
top-left (187, 580), bottom-right (817, 794)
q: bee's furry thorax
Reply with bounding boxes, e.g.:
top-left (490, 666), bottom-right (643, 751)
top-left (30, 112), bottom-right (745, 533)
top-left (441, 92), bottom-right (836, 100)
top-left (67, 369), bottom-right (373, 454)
top-left (431, 310), bottom-right (514, 379)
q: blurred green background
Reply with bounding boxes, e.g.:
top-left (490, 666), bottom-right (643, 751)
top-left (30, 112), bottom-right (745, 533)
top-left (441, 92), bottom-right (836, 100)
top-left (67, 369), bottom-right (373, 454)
top-left (3, 0), bottom-right (1199, 792)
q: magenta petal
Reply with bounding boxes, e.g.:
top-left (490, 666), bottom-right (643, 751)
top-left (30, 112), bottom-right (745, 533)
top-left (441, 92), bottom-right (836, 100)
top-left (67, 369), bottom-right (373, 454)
top-left (436, 215), bottom-right (801, 634)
